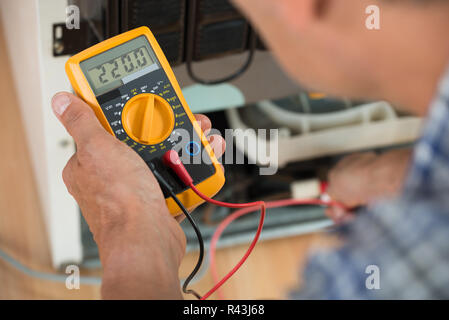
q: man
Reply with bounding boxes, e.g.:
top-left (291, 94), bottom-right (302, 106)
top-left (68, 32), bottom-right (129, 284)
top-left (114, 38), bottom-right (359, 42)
top-left (51, 0), bottom-right (449, 299)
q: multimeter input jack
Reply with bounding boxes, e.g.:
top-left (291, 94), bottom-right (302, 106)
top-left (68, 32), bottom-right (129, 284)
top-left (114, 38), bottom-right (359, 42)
top-left (185, 141), bottom-right (201, 156)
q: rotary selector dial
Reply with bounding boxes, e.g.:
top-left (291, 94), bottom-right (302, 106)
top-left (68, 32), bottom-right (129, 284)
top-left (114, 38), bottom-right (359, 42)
top-left (121, 93), bottom-right (174, 145)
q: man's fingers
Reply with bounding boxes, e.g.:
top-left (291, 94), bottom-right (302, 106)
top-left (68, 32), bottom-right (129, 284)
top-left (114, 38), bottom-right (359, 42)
top-left (325, 207), bottom-right (355, 225)
top-left (208, 134), bottom-right (226, 159)
top-left (62, 153), bottom-right (79, 196)
top-left (175, 214), bottom-right (186, 223)
top-left (52, 92), bottom-right (107, 147)
top-left (194, 114), bottom-right (212, 135)
top-left (194, 114), bottom-right (226, 159)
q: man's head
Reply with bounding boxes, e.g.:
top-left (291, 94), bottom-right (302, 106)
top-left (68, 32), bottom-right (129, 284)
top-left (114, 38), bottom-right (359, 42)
top-left (232, 0), bottom-right (449, 115)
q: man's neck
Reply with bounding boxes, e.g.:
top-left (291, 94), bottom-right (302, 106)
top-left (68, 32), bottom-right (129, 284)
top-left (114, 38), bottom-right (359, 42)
top-left (380, 6), bottom-right (449, 116)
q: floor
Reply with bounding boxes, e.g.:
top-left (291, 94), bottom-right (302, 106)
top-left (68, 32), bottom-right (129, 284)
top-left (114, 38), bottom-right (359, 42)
top-left (0, 25), bottom-right (336, 300)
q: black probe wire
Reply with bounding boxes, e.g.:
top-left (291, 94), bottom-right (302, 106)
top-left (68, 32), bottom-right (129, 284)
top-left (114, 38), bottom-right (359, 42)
top-left (150, 166), bottom-right (204, 300)
top-left (185, 0), bottom-right (259, 85)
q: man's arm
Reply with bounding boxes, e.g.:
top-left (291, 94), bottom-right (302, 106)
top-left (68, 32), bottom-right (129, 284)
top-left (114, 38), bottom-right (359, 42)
top-left (326, 149), bottom-right (413, 223)
top-left (51, 92), bottom-right (224, 299)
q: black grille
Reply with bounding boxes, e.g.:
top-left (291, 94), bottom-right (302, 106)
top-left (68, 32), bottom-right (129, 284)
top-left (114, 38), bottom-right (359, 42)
top-left (195, 19), bottom-right (248, 59)
top-left (121, 0), bottom-right (186, 65)
top-left (128, 0), bottom-right (184, 30)
top-left (198, 0), bottom-right (239, 17)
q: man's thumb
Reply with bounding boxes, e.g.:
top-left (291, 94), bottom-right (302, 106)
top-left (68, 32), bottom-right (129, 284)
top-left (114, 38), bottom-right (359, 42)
top-left (52, 92), bottom-right (106, 146)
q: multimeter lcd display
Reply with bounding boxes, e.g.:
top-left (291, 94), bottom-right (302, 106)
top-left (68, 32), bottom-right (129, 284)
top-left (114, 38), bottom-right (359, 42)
top-left (80, 36), bottom-right (160, 96)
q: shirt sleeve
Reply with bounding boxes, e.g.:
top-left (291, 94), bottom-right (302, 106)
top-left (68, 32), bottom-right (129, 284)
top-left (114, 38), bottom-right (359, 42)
top-left (290, 192), bottom-right (449, 299)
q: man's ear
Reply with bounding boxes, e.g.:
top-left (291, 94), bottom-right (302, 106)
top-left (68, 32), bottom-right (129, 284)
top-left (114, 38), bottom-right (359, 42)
top-left (279, 0), bottom-right (330, 31)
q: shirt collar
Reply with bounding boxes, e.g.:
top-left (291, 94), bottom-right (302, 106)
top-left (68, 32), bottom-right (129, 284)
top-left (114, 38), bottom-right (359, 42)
top-left (405, 64), bottom-right (449, 192)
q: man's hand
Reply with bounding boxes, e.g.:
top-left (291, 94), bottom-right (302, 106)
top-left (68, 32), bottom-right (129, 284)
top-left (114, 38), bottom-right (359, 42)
top-left (326, 149), bottom-right (413, 224)
top-left (51, 92), bottom-right (224, 299)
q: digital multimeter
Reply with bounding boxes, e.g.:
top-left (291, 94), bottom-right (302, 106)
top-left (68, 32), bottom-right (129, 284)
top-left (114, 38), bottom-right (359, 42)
top-left (65, 26), bottom-right (225, 216)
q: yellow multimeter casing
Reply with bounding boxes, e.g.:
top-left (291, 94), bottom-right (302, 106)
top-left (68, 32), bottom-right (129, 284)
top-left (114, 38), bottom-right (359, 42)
top-left (65, 26), bottom-right (225, 216)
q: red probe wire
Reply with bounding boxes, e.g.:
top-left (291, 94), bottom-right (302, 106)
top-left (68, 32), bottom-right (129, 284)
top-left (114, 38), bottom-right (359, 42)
top-left (162, 150), bottom-right (345, 300)
top-left (163, 150), bottom-right (266, 300)
top-left (188, 184), bottom-right (266, 300)
top-left (209, 198), bottom-right (345, 300)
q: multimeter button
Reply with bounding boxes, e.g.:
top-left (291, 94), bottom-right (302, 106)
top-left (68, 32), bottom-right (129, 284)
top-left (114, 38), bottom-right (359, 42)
top-left (186, 141), bottom-right (201, 156)
top-left (121, 93), bottom-right (175, 145)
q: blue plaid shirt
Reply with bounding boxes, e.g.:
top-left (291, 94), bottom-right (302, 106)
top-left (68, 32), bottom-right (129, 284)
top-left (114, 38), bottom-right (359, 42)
top-left (292, 66), bottom-right (449, 299)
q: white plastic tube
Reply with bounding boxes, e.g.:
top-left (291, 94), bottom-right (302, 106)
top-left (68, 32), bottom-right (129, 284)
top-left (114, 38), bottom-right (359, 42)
top-left (257, 100), bottom-right (397, 134)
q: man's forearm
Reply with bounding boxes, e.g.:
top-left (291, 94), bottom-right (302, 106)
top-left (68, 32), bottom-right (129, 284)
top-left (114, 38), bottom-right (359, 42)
top-left (101, 247), bottom-right (183, 299)
top-left (97, 205), bottom-right (186, 299)
top-left (326, 148), bottom-right (413, 222)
